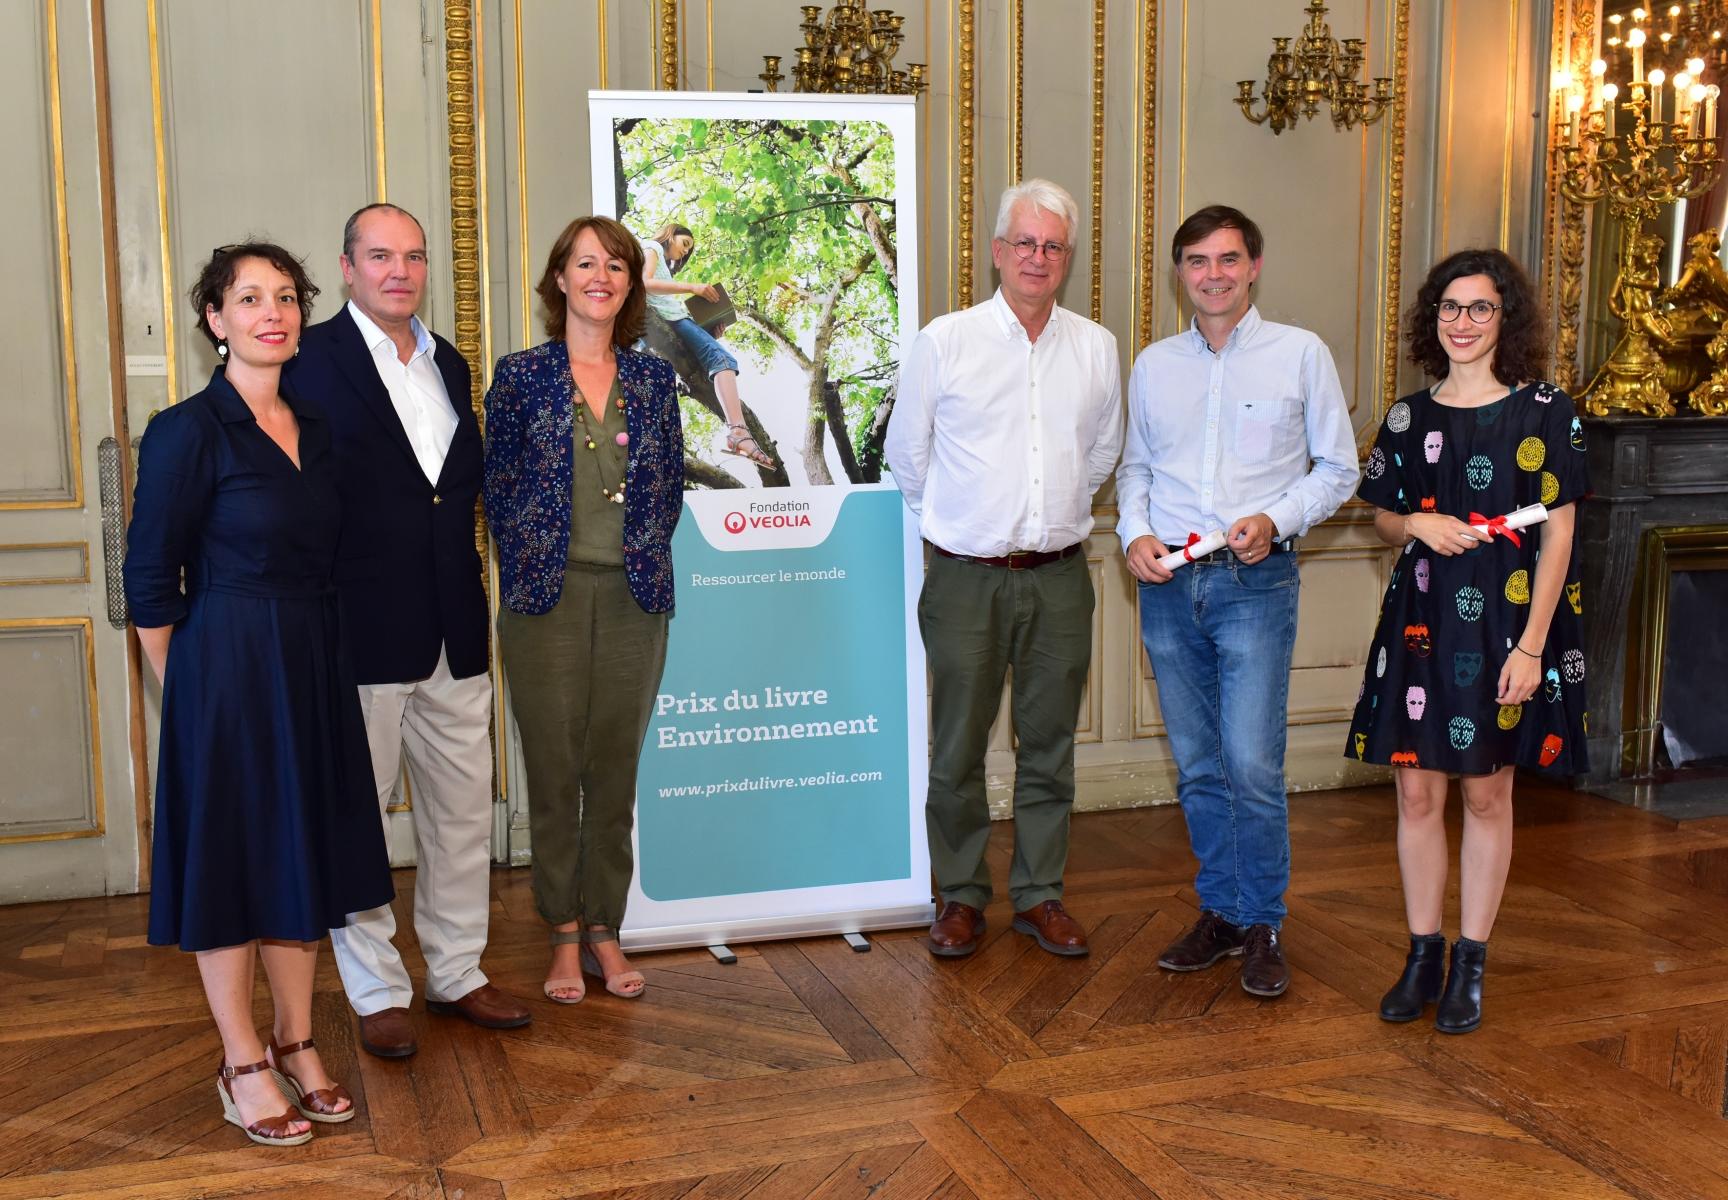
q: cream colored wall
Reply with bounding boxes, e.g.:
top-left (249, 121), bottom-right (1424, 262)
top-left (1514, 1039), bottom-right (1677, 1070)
top-left (2, 1), bottom-right (1550, 898)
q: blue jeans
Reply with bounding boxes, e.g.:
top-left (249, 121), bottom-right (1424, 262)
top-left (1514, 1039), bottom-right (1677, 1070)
top-left (667, 317), bottom-right (738, 379)
top-left (1137, 551), bottom-right (1300, 928)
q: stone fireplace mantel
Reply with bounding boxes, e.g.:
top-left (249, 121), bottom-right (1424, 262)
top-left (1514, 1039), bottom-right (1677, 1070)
top-left (1578, 415), bottom-right (1728, 786)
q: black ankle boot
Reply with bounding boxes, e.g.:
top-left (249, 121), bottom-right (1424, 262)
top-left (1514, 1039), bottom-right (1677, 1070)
top-left (1434, 938), bottom-right (1487, 1034)
top-left (1378, 933), bottom-right (1446, 1022)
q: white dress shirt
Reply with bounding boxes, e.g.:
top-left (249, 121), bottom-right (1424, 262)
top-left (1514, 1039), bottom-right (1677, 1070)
top-left (886, 290), bottom-right (1124, 558)
top-left (347, 299), bottom-right (458, 486)
top-left (1116, 305), bottom-right (1359, 548)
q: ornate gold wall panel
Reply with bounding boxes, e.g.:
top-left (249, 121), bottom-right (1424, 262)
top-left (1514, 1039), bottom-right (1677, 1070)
top-left (956, 0), bottom-right (976, 308)
top-left (1090, 0), bottom-right (1105, 323)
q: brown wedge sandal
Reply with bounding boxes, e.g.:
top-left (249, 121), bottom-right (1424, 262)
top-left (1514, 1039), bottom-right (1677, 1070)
top-left (216, 1058), bottom-right (313, 1146)
top-left (265, 1038), bottom-right (356, 1123)
top-left (543, 928), bottom-right (587, 1004)
top-left (579, 928), bottom-right (646, 999)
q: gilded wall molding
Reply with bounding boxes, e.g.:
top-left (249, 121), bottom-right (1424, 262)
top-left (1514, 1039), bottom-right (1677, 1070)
top-left (660, 0), bottom-right (678, 91)
top-left (1090, 0), bottom-right (1105, 323)
top-left (371, 0), bottom-right (388, 201)
top-left (1135, 0), bottom-right (1157, 352)
top-left (1376, 0), bottom-right (1410, 423)
top-left (957, 0), bottom-right (977, 308)
top-left (145, 0), bottom-right (177, 414)
top-left (1012, 0), bottom-right (1023, 182)
top-left (1545, 0), bottom-right (1595, 392)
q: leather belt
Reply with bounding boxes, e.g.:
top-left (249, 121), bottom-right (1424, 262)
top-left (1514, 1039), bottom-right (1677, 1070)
top-left (931, 542), bottom-right (1083, 570)
top-left (1162, 536), bottom-right (1297, 564)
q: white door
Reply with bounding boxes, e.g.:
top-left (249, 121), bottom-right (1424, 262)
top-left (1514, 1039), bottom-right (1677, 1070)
top-left (0, 1), bottom-right (144, 903)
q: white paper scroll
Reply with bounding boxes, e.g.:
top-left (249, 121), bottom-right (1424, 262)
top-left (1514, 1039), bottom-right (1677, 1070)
top-left (1156, 529), bottom-right (1228, 571)
top-left (1468, 503), bottom-right (1549, 541)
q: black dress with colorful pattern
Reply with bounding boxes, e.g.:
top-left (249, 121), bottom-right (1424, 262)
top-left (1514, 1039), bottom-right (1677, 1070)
top-left (1344, 381), bottom-right (1590, 776)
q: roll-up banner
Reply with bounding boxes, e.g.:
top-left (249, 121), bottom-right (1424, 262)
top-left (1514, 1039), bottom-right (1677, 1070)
top-left (589, 92), bottom-right (932, 952)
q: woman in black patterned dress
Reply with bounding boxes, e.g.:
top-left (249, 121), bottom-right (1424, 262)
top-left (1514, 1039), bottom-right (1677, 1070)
top-left (1345, 248), bottom-right (1588, 1035)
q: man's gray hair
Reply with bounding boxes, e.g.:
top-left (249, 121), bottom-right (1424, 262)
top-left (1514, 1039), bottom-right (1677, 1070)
top-left (342, 203), bottom-right (427, 261)
top-left (993, 179), bottom-right (1079, 244)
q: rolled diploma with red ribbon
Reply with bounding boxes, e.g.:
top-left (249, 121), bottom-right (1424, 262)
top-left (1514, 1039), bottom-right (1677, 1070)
top-left (1156, 529), bottom-right (1228, 571)
top-left (1468, 503), bottom-right (1548, 547)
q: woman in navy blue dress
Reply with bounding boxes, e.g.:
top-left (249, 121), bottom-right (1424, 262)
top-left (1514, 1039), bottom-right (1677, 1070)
top-left (126, 244), bottom-right (393, 1145)
top-left (1345, 249), bottom-right (1588, 1035)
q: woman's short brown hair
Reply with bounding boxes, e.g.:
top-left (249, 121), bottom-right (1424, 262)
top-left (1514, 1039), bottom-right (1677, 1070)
top-left (535, 216), bottom-right (646, 346)
top-left (1405, 248), bottom-right (1548, 385)
top-left (189, 242), bottom-right (319, 348)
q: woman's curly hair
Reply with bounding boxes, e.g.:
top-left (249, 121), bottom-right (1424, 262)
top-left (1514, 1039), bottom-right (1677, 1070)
top-left (1405, 247), bottom-right (1548, 385)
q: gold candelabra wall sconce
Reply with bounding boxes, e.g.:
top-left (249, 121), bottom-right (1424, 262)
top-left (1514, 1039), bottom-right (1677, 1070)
top-left (1556, 24), bottom-right (1725, 417)
top-left (1236, 0), bottom-right (1392, 134)
top-left (760, 1), bottom-right (927, 96)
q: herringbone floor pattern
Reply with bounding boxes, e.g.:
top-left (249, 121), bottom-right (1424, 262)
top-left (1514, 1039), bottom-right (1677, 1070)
top-left (5, 782), bottom-right (1728, 1198)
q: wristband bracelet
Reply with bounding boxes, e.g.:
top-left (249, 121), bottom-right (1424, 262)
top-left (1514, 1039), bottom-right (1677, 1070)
top-left (1512, 644), bottom-right (1541, 659)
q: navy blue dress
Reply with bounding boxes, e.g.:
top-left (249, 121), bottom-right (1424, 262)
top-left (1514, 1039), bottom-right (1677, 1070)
top-left (126, 368), bottom-right (393, 951)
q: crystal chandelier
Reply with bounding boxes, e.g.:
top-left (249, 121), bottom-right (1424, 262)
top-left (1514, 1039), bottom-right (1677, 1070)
top-left (1235, 0), bottom-right (1393, 134)
top-left (759, 1), bottom-right (927, 96)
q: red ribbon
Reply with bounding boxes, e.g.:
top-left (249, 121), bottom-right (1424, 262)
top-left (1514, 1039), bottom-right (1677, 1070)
top-left (1182, 532), bottom-right (1202, 562)
top-left (1468, 511), bottom-right (1522, 548)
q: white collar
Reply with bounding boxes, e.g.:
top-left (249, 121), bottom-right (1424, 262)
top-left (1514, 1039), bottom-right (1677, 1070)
top-left (347, 298), bottom-right (433, 359)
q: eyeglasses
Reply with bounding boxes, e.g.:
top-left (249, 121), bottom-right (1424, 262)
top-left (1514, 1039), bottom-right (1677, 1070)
top-left (1003, 237), bottom-right (1070, 261)
top-left (1435, 299), bottom-right (1503, 324)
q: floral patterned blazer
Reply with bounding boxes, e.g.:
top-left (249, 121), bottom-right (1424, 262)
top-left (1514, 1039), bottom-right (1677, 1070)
top-left (483, 341), bottom-right (684, 614)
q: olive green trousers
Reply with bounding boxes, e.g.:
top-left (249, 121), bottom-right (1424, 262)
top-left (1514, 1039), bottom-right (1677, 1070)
top-left (499, 564), bottom-right (667, 928)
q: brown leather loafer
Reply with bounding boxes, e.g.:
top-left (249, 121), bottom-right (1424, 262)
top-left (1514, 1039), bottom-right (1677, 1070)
top-left (358, 1006), bottom-right (417, 1059)
top-left (927, 901), bottom-right (985, 957)
top-left (1011, 899), bottom-right (1089, 957)
top-left (426, 983), bottom-right (533, 1029)
top-left (1240, 924), bottom-right (1290, 998)
top-left (1157, 911), bottom-right (1247, 971)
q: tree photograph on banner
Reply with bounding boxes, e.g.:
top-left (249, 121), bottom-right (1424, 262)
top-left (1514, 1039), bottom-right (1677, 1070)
top-left (613, 114), bottom-right (901, 490)
top-left (589, 92), bottom-right (929, 953)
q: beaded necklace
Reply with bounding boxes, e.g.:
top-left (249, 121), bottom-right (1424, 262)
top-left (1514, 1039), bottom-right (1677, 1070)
top-left (572, 383), bottom-right (629, 504)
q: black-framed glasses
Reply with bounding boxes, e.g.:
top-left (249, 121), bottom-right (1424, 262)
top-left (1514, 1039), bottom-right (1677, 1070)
top-left (1435, 299), bottom-right (1502, 323)
top-left (1003, 237), bottom-right (1070, 261)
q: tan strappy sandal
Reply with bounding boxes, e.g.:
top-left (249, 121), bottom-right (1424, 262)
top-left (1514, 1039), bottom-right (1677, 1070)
top-left (216, 1058), bottom-right (313, 1146)
top-left (543, 928), bottom-right (587, 1004)
top-left (266, 1038), bottom-right (355, 1123)
top-left (579, 928), bottom-right (646, 999)
top-left (723, 423), bottom-right (775, 469)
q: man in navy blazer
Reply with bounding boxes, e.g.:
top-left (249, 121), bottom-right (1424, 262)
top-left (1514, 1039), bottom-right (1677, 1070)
top-left (293, 203), bottom-right (529, 1056)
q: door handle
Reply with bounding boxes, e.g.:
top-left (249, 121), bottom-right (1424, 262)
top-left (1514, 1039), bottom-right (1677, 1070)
top-left (98, 436), bottom-right (127, 629)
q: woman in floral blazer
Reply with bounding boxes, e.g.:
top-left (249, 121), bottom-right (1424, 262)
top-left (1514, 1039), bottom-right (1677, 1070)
top-left (483, 215), bottom-right (683, 1005)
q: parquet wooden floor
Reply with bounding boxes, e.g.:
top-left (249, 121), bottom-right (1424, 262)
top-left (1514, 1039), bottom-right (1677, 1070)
top-left (6, 781), bottom-right (1728, 1199)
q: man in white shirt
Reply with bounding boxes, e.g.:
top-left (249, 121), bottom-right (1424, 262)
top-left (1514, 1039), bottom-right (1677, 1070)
top-left (1117, 205), bottom-right (1358, 997)
top-left (293, 204), bottom-right (530, 1056)
top-left (887, 179), bottom-right (1123, 959)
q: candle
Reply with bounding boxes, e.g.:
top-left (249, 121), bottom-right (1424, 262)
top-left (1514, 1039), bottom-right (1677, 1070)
top-left (1651, 68), bottom-right (1666, 123)
top-left (1675, 70), bottom-right (1692, 124)
top-left (1591, 57), bottom-right (1607, 112)
top-left (1690, 83), bottom-right (1708, 134)
top-left (1708, 85), bottom-right (1720, 139)
top-left (1629, 26), bottom-right (1646, 83)
top-left (1604, 83), bottom-right (1619, 136)
top-left (1568, 92), bottom-right (1585, 144)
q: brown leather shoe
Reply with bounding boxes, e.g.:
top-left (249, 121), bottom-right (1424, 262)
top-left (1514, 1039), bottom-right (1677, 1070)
top-left (358, 1006), bottom-right (417, 1059)
top-left (1011, 899), bottom-right (1090, 957)
top-left (1158, 911), bottom-right (1247, 971)
top-left (1240, 924), bottom-right (1290, 997)
top-left (426, 983), bottom-right (533, 1029)
top-left (927, 901), bottom-right (985, 957)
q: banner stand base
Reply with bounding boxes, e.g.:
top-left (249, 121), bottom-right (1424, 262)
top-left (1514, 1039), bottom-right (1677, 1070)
top-left (621, 902), bottom-right (936, 955)
top-left (842, 933), bottom-right (871, 952)
top-left (708, 945), bottom-right (738, 965)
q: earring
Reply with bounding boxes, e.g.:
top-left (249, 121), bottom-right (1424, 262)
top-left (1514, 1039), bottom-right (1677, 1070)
top-left (217, 340), bottom-right (228, 360)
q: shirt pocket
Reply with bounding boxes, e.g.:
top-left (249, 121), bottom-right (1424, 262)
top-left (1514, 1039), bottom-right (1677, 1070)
top-left (1234, 397), bottom-right (1304, 464)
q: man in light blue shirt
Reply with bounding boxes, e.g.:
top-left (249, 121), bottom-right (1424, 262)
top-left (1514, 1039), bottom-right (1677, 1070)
top-left (1117, 205), bottom-right (1358, 998)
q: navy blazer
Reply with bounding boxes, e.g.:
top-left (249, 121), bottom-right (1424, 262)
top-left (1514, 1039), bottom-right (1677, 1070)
top-left (287, 307), bottom-right (489, 683)
top-left (483, 341), bottom-right (684, 615)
